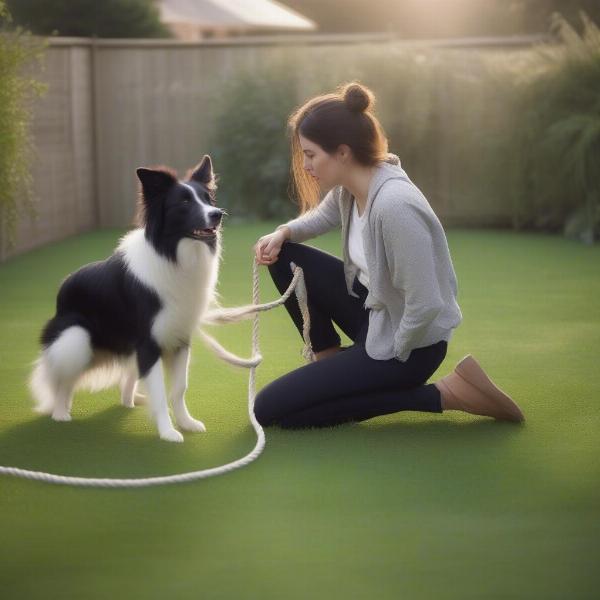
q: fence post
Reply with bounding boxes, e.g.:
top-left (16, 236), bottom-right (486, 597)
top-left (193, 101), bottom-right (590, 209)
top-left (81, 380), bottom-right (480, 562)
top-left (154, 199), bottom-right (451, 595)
top-left (89, 35), bottom-right (101, 228)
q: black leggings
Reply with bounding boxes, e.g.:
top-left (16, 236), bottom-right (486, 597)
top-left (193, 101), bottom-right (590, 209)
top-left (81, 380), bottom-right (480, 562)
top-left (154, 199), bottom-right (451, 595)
top-left (253, 240), bottom-right (448, 429)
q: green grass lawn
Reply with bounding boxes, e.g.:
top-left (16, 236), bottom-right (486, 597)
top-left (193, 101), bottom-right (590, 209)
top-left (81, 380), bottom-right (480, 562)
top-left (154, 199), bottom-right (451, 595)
top-left (0, 224), bottom-right (598, 599)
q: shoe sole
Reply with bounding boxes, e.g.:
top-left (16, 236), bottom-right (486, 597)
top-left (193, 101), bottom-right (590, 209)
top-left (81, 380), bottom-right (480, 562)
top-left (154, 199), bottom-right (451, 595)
top-left (455, 355), bottom-right (525, 422)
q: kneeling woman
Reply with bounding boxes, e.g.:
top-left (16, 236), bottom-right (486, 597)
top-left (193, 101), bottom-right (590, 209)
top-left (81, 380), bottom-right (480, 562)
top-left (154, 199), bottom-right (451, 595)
top-left (252, 81), bottom-right (525, 430)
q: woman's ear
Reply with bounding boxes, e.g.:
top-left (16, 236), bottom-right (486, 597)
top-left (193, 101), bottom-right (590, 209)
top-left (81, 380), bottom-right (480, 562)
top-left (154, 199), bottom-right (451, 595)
top-left (336, 144), bottom-right (351, 163)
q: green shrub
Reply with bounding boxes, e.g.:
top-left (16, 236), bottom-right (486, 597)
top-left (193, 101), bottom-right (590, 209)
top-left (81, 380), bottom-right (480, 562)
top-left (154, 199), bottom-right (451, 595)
top-left (209, 58), bottom-right (344, 221)
top-left (208, 44), bottom-right (525, 226)
top-left (0, 0), bottom-right (46, 249)
top-left (209, 60), bottom-right (299, 221)
top-left (5, 0), bottom-right (169, 38)
top-left (511, 12), bottom-right (600, 243)
top-left (209, 14), bottom-right (600, 243)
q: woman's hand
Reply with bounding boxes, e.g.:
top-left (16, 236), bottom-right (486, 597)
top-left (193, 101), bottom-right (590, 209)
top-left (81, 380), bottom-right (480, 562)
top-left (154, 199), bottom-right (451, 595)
top-left (254, 228), bottom-right (287, 265)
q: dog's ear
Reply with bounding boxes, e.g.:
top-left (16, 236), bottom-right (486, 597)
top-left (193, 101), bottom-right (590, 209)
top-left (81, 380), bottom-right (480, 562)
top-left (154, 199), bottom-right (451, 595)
top-left (190, 155), bottom-right (214, 186)
top-left (136, 168), bottom-right (177, 199)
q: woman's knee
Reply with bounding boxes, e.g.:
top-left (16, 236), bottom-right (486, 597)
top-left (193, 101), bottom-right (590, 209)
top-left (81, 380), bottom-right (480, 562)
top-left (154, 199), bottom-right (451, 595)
top-left (253, 389), bottom-right (278, 427)
top-left (268, 241), bottom-right (309, 286)
top-left (276, 240), bottom-right (299, 259)
top-left (268, 240), bottom-right (294, 274)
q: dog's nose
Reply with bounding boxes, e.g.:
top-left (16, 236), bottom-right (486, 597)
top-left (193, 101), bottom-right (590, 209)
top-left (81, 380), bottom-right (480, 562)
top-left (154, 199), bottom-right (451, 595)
top-left (208, 210), bottom-right (223, 226)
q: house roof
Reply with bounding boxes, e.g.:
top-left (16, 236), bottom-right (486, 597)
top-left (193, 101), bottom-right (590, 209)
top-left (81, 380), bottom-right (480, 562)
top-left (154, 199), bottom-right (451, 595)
top-left (158, 0), bottom-right (317, 31)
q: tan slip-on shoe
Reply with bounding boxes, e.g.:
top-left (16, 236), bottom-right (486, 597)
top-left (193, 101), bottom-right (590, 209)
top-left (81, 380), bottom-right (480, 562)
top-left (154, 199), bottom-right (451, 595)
top-left (436, 354), bottom-right (525, 422)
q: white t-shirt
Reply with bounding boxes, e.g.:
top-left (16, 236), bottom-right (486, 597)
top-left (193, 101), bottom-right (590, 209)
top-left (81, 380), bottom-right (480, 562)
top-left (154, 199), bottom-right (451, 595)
top-left (348, 199), bottom-right (370, 289)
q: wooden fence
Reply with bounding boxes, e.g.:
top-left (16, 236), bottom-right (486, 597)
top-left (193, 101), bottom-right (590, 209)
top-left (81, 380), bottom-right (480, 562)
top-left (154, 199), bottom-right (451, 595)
top-left (0, 32), bottom-right (548, 261)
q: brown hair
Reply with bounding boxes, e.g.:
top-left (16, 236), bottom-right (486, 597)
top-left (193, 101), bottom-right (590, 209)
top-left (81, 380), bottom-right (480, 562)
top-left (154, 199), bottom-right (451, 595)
top-left (287, 81), bottom-right (389, 214)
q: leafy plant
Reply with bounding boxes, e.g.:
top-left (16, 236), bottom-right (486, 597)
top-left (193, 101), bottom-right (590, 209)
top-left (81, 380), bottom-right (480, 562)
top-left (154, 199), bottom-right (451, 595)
top-left (501, 11), bottom-right (600, 242)
top-left (0, 0), bottom-right (46, 249)
top-left (209, 58), bottom-right (308, 221)
top-left (5, 0), bottom-right (169, 38)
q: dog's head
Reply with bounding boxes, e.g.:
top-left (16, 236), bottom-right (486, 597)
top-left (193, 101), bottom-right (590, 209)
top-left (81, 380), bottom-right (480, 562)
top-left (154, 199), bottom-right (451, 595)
top-left (135, 155), bottom-right (226, 260)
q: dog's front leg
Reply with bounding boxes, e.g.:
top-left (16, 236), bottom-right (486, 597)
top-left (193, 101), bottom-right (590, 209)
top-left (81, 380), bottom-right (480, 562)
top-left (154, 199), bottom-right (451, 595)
top-left (169, 345), bottom-right (206, 433)
top-left (138, 343), bottom-right (183, 443)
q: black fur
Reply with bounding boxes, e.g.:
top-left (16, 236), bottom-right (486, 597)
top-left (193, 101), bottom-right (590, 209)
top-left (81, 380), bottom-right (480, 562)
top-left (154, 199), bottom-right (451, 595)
top-left (39, 156), bottom-right (224, 378)
top-left (41, 254), bottom-right (163, 376)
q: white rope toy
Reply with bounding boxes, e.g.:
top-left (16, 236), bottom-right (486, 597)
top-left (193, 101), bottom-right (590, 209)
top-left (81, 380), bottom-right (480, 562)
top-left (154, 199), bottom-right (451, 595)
top-left (0, 258), bottom-right (313, 488)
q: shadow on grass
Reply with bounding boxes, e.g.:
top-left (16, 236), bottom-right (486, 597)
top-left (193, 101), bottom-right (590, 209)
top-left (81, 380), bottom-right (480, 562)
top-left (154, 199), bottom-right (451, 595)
top-left (249, 412), bottom-right (529, 473)
top-left (264, 412), bottom-right (526, 438)
top-left (0, 403), bottom-right (255, 480)
top-left (250, 414), bottom-right (544, 515)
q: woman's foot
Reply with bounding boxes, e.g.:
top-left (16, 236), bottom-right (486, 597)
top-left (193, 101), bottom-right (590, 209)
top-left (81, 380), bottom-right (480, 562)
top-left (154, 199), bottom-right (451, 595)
top-left (434, 355), bottom-right (525, 422)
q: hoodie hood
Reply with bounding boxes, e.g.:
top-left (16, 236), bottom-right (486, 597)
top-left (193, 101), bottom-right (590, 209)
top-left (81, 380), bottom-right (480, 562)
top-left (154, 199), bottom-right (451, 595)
top-left (383, 152), bottom-right (401, 167)
top-left (366, 152), bottom-right (408, 208)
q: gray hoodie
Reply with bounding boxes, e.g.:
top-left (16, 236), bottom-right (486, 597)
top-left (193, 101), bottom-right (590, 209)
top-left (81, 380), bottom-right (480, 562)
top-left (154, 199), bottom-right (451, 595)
top-left (278, 153), bottom-right (463, 362)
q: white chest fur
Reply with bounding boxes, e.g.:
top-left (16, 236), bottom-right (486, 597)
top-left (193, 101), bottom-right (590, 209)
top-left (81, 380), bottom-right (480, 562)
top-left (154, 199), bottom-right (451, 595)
top-left (118, 229), bottom-right (220, 350)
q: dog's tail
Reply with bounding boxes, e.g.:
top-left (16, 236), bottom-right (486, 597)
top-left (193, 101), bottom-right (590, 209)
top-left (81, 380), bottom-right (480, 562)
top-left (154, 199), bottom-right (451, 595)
top-left (197, 267), bottom-right (304, 365)
top-left (196, 328), bottom-right (262, 368)
top-left (200, 261), bottom-right (304, 326)
top-left (197, 301), bottom-right (276, 368)
top-left (29, 325), bottom-right (95, 414)
top-left (199, 303), bottom-right (264, 326)
top-left (29, 356), bottom-right (56, 415)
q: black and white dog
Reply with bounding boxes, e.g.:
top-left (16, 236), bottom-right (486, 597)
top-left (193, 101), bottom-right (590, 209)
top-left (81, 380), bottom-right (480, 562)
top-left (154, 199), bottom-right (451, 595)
top-left (29, 155), bottom-right (231, 442)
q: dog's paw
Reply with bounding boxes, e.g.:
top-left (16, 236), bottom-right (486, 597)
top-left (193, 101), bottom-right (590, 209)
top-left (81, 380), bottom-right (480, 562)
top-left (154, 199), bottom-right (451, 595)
top-left (177, 417), bottom-right (206, 433)
top-left (122, 395), bottom-right (146, 408)
top-left (51, 411), bottom-right (72, 422)
top-left (159, 428), bottom-right (184, 443)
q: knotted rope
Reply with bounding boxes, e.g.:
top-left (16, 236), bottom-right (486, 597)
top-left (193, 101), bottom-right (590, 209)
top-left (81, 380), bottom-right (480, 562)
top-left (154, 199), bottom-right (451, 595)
top-left (0, 258), bottom-right (312, 488)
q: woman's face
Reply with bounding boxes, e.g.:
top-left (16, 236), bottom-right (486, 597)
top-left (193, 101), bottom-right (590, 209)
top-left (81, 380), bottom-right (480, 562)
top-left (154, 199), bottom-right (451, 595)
top-left (298, 134), bottom-right (345, 191)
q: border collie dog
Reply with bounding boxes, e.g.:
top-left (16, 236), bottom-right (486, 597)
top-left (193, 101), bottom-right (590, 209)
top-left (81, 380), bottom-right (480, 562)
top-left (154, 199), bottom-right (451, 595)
top-left (29, 155), bottom-right (226, 442)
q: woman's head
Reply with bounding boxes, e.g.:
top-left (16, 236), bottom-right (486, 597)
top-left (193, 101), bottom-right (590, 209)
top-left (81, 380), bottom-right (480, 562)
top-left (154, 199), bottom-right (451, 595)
top-left (288, 81), bottom-right (389, 213)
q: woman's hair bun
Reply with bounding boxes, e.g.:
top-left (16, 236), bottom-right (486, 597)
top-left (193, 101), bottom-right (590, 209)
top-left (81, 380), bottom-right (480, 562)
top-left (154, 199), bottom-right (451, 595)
top-left (342, 82), bottom-right (373, 113)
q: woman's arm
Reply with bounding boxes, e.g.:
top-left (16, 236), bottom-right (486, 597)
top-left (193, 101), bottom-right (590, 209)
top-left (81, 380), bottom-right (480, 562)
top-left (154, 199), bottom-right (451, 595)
top-left (274, 224), bottom-right (291, 240)
top-left (380, 201), bottom-right (445, 362)
top-left (277, 187), bottom-right (341, 243)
